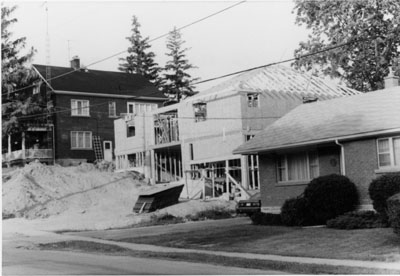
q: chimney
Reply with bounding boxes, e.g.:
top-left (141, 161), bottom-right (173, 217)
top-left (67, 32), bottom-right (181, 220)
top-left (384, 68), bottom-right (399, 88)
top-left (70, 56), bottom-right (80, 70)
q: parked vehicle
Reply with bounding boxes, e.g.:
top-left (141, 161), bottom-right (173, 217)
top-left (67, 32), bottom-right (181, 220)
top-left (236, 192), bottom-right (261, 215)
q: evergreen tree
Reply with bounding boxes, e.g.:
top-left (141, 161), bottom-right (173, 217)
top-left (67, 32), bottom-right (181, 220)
top-left (292, 0), bottom-right (400, 92)
top-left (2, 5), bottom-right (46, 142)
top-left (162, 27), bottom-right (198, 102)
top-left (119, 15), bottom-right (162, 88)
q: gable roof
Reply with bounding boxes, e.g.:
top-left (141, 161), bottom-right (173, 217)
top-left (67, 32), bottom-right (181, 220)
top-left (234, 87), bottom-right (400, 154)
top-left (33, 64), bottom-right (166, 99)
top-left (199, 65), bottom-right (361, 101)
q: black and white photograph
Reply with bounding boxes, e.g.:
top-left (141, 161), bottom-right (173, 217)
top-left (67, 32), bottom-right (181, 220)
top-left (2, 0), bottom-right (400, 275)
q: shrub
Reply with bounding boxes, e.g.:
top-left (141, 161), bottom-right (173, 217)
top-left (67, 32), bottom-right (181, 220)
top-left (304, 174), bottom-right (359, 224)
top-left (149, 213), bottom-right (185, 225)
top-left (281, 197), bottom-right (312, 226)
top-left (369, 173), bottom-right (400, 222)
top-left (250, 212), bottom-right (283, 226)
top-left (186, 207), bottom-right (234, 221)
top-left (326, 211), bottom-right (388, 229)
top-left (387, 193), bottom-right (400, 236)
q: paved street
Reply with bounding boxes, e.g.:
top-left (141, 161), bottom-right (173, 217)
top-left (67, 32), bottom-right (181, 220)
top-left (3, 247), bottom-right (283, 275)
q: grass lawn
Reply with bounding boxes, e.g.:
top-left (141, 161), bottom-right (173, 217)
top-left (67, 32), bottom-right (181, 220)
top-left (115, 223), bottom-right (400, 262)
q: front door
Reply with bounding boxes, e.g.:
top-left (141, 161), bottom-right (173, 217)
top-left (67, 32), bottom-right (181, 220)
top-left (103, 141), bottom-right (112, 161)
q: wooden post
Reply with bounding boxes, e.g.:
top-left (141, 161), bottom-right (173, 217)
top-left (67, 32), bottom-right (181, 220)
top-left (225, 159), bottom-right (229, 194)
top-left (7, 135), bottom-right (11, 168)
top-left (22, 132), bottom-right (26, 161)
top-left (212, 165), bottom-right (215, 198)
top-left (174, 154), bottom-right (177, 181)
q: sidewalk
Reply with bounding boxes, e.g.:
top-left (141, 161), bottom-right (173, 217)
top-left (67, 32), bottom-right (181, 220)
top-left (59, 233), bottom-right (400, 272)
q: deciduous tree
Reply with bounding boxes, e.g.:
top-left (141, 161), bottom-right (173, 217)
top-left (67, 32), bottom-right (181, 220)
top-left (292, 0), bottom-right (400, 91)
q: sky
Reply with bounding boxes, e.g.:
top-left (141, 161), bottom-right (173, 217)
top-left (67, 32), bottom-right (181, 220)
top-left (7, 0), bottom-right (310, 91)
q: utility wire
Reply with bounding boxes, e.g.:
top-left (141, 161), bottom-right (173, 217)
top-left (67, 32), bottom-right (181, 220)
top-left (193, 36), bottom-right (368, 85)
top-left (7, 35), bottom-right (370, 120)
top-left (2, 0), bottom-right (247, 96)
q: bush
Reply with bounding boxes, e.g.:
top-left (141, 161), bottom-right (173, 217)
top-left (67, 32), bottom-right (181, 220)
top-left (304, 174), bottom-right (359, 224)
top-left (326, 211), bottom-right (388, 229)
top-left (149, 213), bottom-right (185, 225)
top-left (387, 193), bottom-right (400, 236)
top-left (281, 197), bottom-right (311, 226)
top-left (369, 173), bottom-right (400, 222)
top-left (186, 207), bottom-right (234, 221)
top-left (250, 212), bottom-right (283, 226)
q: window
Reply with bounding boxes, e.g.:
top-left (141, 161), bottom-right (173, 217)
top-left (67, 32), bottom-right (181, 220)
top-left (193, 103), bottom-right (207, 122)
top-left (277, 151), bottom-right (319, 182)
top-left (71, 100), bottom-right (89, 116)
top-left (377, 137), bottom-right (400, 168)
top-left (247, 93), bottom-right (259, 108)
top-left (108, 101), bottom-right (116, 117)
top-left (127, 102), bottom-right (157, 115)
top-left (127, 126), bottom-right (135, 137)
top-left (33, 81), bottom-right (41, 94)
top-left (71, 131), bottom-right (92, 149)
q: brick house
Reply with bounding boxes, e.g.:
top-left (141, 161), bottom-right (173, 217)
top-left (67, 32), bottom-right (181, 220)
top-left (233, 79), bottom-right (400, 212)
top-left (2, 57), bottom-right (166, 166)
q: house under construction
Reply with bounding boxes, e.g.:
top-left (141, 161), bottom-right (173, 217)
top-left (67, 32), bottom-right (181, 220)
top-left (114, 65), bottom-right (361, 200)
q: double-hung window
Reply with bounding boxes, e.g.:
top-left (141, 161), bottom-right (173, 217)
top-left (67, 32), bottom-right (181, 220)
top-left (247, 93), bottom-right (259, 108)
top-left (71, 99), bottom-right (89, 116)
top-left (277, 151), bottom-right (319, 183)
top-left (71, 131), bottom-right (92, 149)
top-left (127, 102), bottom-right (157, 115)
top-left (377, 137), bottom-right (400, 169)
top-left (193, 103), bottom-right (207, 122)
top-left (109, 101), bottom-right (116, 117)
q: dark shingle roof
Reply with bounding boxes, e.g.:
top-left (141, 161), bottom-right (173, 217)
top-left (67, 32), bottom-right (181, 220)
top-left (234, 87), bottom-right (400, 154)
top-left (33, 64), bottom-right (166, 99)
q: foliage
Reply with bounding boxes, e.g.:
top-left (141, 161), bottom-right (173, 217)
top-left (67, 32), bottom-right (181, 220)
top-left (326, 210), bottom-right (388, 229)
top-left (280, 175), bottom-right (358, 226)
top-left (119, 15), bottom-right (162, 88)
top-left (250, 212), bottom-right (283, 226)
top-left (149, 213), bottom-right (185, 225)
top-left (304, 174), bottom-right (359, 224)
top-left (161, 27), bottom-right (199, 102)
top-left (292, 0), bottom-right (400, 92)
top-left (1, 4), bottom-right (48, 142)
top-left (368, 173), bottom-right (400, 222)
top-left (387, 193), bottom-right (400, 236)
top-left (281, 196), bottom-right (312, 226)
top-left (185, 206), bottom-right (234, 221)
top-left (94, 160), bottom-right (115, 172)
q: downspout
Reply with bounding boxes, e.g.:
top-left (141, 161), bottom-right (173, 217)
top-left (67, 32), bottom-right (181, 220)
top-left (335, 140), bottom-right (346, 175)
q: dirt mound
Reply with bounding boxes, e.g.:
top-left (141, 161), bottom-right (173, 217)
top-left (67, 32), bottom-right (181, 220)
top-left (2, 161), bottom-right (147, 219)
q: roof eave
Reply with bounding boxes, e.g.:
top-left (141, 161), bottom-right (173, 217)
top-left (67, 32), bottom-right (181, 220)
top-left (234, 128), bottom-right (400, 155)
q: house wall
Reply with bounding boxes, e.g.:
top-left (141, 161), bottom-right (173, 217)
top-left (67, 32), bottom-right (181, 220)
top-left (342, 138), bottom-right (378, 206)
top-left (54, 93), bottom-right (161, 165)
top-left (259, 145), bottom-right (341, 212)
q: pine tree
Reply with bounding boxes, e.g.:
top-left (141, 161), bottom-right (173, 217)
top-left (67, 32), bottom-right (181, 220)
top-left (118, 15), bottom-right (162, 88)
top-left (162, 27), bottom-right (199, 102)
top-left (2, 5), bottom-right (46, 142)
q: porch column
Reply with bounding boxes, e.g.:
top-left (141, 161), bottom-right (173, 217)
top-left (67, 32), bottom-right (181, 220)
top-left (225, 159), bottom-right (229, 194)
top-left (150, 149), bottom-right (156, 185)
top-left (8, 134), bottom-right (11, 155)
top-left (241, 155), bottom-right (249, 189)
top-left (7, 135), bottom-right (11, 168)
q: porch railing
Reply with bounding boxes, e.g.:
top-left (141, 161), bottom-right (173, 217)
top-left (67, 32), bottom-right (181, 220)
top-left (2, 149), bottom-right (53, 162)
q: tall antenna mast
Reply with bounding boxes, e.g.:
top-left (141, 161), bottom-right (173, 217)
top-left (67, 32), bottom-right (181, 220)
top-left (45, 2), bottom-right (51, 84)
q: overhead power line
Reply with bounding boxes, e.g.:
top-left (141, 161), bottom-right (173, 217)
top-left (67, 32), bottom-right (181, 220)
top-left (8, 35), bottom-right (371, 120)
top-left (193, 36), bottom-right (370, 85)
top-left (2, 0), bottom-right (247, 96)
